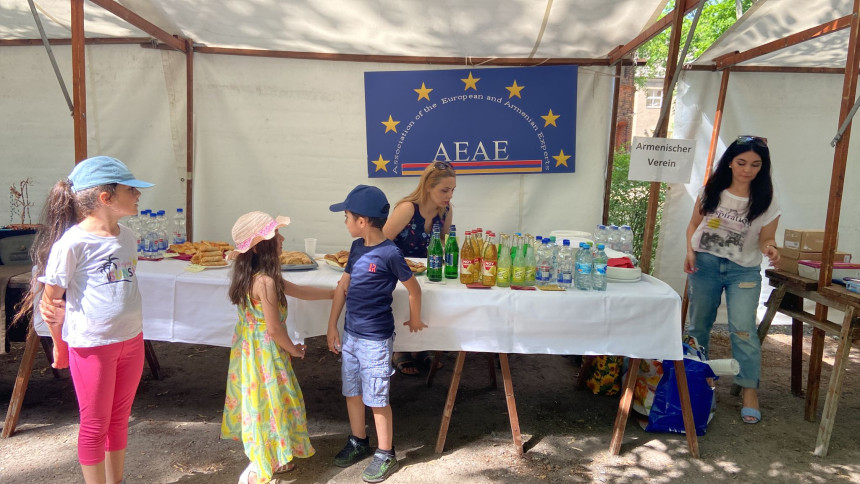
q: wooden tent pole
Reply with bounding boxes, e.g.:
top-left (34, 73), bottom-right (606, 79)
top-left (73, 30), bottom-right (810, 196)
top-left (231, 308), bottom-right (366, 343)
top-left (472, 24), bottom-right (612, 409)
top-left (680, 68), bottom-right (731, 327)
top-left (71, 0), bottom-right (86, 162)
top-left (704, 69), bottom-right (731, 180)
top-left (602, 63), bottom-right (622, 225)
top-left (185, 38), bottom-right (194, 242)
top-left (640, 2), bottom-right (688, 273)
top-left (820, 2), bottom-right (860, 288)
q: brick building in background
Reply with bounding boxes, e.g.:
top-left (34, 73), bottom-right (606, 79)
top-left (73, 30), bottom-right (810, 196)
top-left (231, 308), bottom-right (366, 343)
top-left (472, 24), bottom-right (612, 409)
top-left (615, 66), bottom-right (664, 151)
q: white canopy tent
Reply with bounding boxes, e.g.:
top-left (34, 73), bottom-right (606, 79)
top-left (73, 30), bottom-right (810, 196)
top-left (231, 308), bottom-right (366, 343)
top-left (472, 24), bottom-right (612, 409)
top-left (1, 0), bottom-right (675, 252)
top-left (655, 0), bottom-right (860, 295)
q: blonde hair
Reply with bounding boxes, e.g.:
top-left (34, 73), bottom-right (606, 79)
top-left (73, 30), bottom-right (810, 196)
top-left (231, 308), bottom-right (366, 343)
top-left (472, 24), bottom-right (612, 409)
top-left (396, 162), bottom-right (456, 219)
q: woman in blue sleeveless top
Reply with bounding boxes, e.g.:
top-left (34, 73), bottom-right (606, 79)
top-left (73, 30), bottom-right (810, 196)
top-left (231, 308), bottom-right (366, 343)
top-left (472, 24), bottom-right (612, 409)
top-left (383, 161), bottom-right (457, 374)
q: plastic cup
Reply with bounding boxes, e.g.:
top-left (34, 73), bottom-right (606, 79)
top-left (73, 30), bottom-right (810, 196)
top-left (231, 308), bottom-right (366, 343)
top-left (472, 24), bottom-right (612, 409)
top-left (304, 238), bottom-right (317, 256)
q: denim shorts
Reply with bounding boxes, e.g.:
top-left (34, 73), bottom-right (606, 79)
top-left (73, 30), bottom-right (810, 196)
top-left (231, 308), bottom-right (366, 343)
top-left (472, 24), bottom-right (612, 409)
top-left (341, 331), bottom-right (395, 407)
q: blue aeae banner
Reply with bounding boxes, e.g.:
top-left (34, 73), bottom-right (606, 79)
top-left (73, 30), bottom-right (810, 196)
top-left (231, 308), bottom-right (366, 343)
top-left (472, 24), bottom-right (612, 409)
top-left (364, 65), bottom-right (577, 177)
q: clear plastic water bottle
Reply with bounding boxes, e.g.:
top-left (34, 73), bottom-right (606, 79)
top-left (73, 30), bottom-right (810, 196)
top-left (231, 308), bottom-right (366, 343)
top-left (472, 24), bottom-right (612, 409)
top-left (619, 225), bottom-right (634, 254)
top-left (593, 224), bottom-right (607, 255)
top-left (549, 236), bottom-right (560, 283)
top-left (144, 212), bottom-right (161, 259)
top-left (559, 239), bottom-right (573, 288)
top-left (156, 211), bottom-right (167, 253)
top-left (574, 242), bottom-right (593, 291)
top-left (592, 243), bottom-right (608, 291)
top-left (536, 239), bottom-right (553, 286)
top-left (172, 208), bottom-right (187, 245)
top-left (607, 225), bottom-right (620, 251)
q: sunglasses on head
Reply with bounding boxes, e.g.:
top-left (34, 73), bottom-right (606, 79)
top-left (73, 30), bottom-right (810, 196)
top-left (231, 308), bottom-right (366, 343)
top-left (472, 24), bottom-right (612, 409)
top-left (433, 161), bottom-right (453, 170)
top-left (737, 135), bottom-right (768, 146)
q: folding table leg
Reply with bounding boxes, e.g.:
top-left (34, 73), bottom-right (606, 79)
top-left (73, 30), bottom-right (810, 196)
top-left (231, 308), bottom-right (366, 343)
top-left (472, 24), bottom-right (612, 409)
top-left (805, 327), bottom-right (826, 421)
top-left (2, 324), bottom-right (39, 438)
top-left (756, 284), bottom-right (787, 342)
top-left (609, 358), bottom-right (639, 455)
top-left (498, 353), bottom-right (523, 456)
top-left (814, 306), bottom-right (856, 457)
top-left (673, 359), bottom-right (700, 458)
top-left (143, 340), bottom-right (161, 380)
top-left (435, 351), bottom-right (467, 453)
top-left (791, 318), bottom-right (803, 396)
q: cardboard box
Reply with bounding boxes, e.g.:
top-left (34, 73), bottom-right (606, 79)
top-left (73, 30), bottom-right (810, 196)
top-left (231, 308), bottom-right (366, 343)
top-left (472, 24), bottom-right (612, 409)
top-left (777, 247), bottom-right (852, 275)
top-left (783, 229), bottom-right (834, 252)
top-left (779, 247), bottom-right (852, 263)
top-left (797, 260), bottom-right (860, 281)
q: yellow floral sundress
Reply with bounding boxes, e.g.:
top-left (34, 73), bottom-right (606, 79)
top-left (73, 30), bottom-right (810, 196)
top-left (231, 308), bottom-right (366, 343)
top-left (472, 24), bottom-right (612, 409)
top-left (221, 295), bottom-right (314, 480)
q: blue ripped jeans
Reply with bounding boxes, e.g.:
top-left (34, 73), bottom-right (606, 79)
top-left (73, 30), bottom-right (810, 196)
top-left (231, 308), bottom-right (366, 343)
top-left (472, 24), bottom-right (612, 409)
top-left (686, 252), bottom-right (762, 389)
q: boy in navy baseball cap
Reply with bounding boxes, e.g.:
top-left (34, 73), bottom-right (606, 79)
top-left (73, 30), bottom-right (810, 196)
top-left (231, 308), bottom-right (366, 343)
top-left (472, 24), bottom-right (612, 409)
top-left (326, 184), bottom-right (425, 482)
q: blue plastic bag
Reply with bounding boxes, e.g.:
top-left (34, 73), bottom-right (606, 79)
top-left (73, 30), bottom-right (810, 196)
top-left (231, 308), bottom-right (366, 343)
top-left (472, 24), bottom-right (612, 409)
top-left (645, 343), bottom-right (717, 436)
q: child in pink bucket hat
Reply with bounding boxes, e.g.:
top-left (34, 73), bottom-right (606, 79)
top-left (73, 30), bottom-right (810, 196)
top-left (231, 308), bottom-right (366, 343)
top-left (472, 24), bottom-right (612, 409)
top-left (221, 211), bottom-right (333, 483)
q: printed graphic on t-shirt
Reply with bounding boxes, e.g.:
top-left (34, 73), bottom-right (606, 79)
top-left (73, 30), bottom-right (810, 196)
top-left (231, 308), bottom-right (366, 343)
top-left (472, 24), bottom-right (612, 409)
top-left (697, 208), bottom-right (750, 260)
top-left (96, 254), bottom-right (136, 286)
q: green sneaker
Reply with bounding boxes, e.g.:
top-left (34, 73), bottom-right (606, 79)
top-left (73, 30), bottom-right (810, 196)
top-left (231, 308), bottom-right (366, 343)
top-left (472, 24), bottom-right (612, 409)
top-left (361, 450), bottom-right (399, 483)
top-left (333, 435), bottom-right (373, 468)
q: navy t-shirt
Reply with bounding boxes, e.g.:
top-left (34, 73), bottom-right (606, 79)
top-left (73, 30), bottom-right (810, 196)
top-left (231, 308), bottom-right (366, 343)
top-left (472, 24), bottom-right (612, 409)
top-left (344, 238), bottom-right (414, 340)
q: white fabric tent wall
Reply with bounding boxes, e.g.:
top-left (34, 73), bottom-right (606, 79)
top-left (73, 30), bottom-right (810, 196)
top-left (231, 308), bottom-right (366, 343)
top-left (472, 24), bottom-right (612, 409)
top-left (192, 56), bottom-right (612, 252)
top-left (654, 70), bottom-right (860, 295)
top-left (2, 43), bottom-right (612, 251)
top-left (0, 44), bottom-right (185, 225)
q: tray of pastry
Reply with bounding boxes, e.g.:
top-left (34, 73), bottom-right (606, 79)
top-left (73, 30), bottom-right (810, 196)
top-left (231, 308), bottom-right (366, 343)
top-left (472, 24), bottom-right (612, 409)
top-left (280, 251), bottom-right (318, 271)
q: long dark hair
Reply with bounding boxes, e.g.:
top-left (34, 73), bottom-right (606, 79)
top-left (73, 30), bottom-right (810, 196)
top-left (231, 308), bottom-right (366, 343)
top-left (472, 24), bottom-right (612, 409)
top-left (700, 138), bottom-right (773, 222)
top-left (13, 181), bottom-right (117, 325)
top-left (228, 237), bottom-right (287, 309)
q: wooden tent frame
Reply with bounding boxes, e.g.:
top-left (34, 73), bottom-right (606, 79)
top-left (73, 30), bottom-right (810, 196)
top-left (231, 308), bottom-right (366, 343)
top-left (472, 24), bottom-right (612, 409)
top-left (2, 0), bottom-right (708, 456)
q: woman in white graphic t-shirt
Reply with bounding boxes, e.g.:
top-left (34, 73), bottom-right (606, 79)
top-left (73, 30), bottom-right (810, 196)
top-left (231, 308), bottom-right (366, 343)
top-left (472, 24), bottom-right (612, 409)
top-left (684, 136), bottom-right (781, 425)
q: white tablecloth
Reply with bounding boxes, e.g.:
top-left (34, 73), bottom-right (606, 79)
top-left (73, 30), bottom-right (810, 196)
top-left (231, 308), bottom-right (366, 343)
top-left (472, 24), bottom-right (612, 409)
top-left (36, 259), bottom-right (683, 360)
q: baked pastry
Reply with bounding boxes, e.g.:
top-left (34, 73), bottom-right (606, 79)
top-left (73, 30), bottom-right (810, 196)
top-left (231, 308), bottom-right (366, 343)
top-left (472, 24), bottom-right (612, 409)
top-left (324, 250), bottom-right (350, 268)
top-left (279, 251), bottom-right (312, 265)
top-left (405, 258), bottom-right (427, 273)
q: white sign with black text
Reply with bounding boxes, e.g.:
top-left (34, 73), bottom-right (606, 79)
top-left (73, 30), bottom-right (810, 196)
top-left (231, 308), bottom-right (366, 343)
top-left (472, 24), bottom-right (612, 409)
top-left (628, 137), bottom-right (696, 183)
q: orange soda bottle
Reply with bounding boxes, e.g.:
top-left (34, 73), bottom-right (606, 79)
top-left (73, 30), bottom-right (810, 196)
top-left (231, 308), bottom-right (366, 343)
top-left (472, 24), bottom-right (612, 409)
top-left (460, 231), bottom-right (475, 284)
top-left (481, 231), bottom-right (498, 286)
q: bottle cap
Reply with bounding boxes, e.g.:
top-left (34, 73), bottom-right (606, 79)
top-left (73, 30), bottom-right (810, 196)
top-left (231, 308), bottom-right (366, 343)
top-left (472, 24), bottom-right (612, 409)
top-left (177, 208), bottom-right (183, 213)
top-left (563, 240), bottom-right (570, 246)
top-left (598, 244), bottom-right (605, 249)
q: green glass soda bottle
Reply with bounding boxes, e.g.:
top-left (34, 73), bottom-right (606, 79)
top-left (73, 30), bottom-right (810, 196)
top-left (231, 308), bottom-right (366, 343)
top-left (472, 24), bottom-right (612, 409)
top-left (427, 224), bottom-right (444, 282)
top-left (444, 225), bottom-right (459, 279)
top-left (524, 240), bottom-right (536, 286)
top-left (496, 234), bottom-right (512, 287)
top-left (511, 235), bottom-right (526, 285)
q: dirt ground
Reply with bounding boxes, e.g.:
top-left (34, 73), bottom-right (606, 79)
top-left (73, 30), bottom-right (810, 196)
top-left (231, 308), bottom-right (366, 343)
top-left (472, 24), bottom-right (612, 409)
top-left (1, 326), bottom-right (859, 483)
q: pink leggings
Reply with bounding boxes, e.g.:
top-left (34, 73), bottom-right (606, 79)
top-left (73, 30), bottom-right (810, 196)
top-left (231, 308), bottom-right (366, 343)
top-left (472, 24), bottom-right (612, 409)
top-left (69, 333), bottom-right (144, 466)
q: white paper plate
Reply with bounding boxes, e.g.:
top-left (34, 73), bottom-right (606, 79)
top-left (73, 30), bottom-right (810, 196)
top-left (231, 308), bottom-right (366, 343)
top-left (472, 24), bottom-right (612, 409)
top-left (191, 261), bottom-right (232, 270)
top-left (607, 276), bottom-right (639, 283)
top-left (606, 266), bottom-right (641, 280)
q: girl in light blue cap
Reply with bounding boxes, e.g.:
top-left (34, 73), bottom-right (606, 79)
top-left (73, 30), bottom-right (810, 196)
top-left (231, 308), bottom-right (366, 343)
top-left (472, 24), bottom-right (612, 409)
top-left (14, 155), bottom-right (153, 484)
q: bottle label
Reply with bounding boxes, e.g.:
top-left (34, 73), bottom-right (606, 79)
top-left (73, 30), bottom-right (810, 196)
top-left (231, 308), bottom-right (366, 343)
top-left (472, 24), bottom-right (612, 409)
top-left (512, 267), bottom-right (526, 283)
top-left (594, 263), bottom-right (607, 275)
top-left (445, 252), bottom-right (458, 266)
top-left (461, 258), bottom-right (473, 274)
top-left (576, 262), bottom-right (592, 275)
top-left (497, 266), bottom-right (511, 283)
top-left (481, 259), bottom-right (497, 277)
top-left (525, 267), bottom-right (536, 282)
top-left (428, 255), bottom-right (443, 269)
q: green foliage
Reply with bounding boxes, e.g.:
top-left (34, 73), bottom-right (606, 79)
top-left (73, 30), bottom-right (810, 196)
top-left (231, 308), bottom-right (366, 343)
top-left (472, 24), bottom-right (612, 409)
top-left (636, 0), bottom-right (755, 82)
top-left (608, 150), bottom-right (665, 272)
